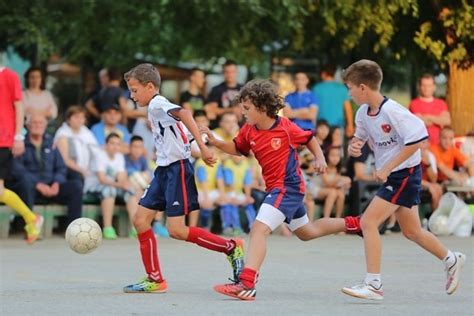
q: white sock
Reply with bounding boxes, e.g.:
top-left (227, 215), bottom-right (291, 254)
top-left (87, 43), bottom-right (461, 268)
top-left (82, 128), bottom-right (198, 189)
top-left (443, 250), bottom-right (456, 269)
top-left (365, 273), bottom-right (382, 289)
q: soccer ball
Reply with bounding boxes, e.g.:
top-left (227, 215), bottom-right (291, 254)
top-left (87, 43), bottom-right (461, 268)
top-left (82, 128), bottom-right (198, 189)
top-left (65, 218), bottom-right (102, 254)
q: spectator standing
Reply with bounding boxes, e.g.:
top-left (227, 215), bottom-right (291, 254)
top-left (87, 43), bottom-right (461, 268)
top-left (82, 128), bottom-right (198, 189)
top-left (180, 68), bottom-right (206, 113)
top-left (22, 66), bottom-right (58, 121)
top-left (409, 74), bottom-right (451, 145)
top-left (283, 72), bottom-right (318, 131)
top-left (205, 60), bottom-right (242, 128)
top-left (312, 64), bottom-right (354, 138)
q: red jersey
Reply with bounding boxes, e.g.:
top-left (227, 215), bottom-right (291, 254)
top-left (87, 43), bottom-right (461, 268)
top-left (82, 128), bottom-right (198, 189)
top-left (409, 97), bottom-right (448, 145)
top-left (233, 117), bottom-right (313, 193)
top-left (0, 68), bottom-right (22, 148)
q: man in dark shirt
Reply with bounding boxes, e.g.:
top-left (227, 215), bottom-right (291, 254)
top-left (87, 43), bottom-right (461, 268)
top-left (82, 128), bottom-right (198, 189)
top-left (180, 68), bottom-right (206, 113)
top-left (7, 114), bottom-right (83, 224)
top-left (205, 60), bottom-right (243, 128)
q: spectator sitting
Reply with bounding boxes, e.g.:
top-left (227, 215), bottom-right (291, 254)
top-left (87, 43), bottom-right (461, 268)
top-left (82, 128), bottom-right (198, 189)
top-left (222, 155), bottom-right (257, 236)
top-left (84, 133), bottom-right (138, 239)
top-left (409, 73), bottom-right (451, 145)
top-left (282, 72), bottom-right (318, 132)
top-left (299, 150), bottom-right (341, 221)
top-left (312, 63), bottom-right (354, 138)
top-left (420, 146), bottom-right (443, 210)
top-left (205, 60), bottom-right (243, 128)
top-left (460, 127), bottom-right (474, 169)
top-left (180, 68), bottom-right (206, 113)
top-left (8, 114), bottom-right (83, 224)
top-left (125, 135), bottom-right (168, 238)
top-left (315, 119), bottom-right (330, 147)
top-left (320, 146), bottom-right (351, 218)
top-left (54, 106), bottom-right (100, 183)
top-left (323, 125), bottom-right (344, 156)
top-left (194, 155), bottom-right (226, 231)
top-left (213, 112), bottom-right (240, 142)
top-left (430, 127), bottom-right (474, 185)
top-left (91, 104), bottom-right (130, 153)
top-left (22, 66), bottom-right (58, 121)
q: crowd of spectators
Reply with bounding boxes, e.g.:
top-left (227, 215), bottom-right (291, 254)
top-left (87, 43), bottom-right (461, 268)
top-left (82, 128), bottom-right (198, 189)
top-left (3, 63), bottom-right (474, 239)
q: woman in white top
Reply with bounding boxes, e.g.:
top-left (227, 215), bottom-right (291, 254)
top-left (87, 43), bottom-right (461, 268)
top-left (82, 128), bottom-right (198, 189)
top-left (23, 67), bottom-right (58, 120)
top-left (54, 106), bottom-right (99, 181)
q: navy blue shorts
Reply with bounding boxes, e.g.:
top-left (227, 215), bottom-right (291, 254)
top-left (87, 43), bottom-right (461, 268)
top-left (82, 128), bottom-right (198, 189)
top-left (376, 164), bottom-right (422, 208)
top-left (139, 159), bottom-right (200, 217)
top-left (262, 187), bottom-right (306, 223)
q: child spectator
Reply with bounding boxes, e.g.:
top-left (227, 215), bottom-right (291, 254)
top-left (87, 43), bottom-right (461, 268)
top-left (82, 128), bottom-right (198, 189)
top-left (315, 120), bottom-right (330, 147)
top-left (85, 133), bottom-right (137, 239)
top-left (430, 127), bottom-right (473, 184)
top-left (222, 155), bottom-right (257, 236)
top-left (91, 104), bottom-right (131, 153)
top-left (283, 72), bottom-right (318, 131)
top-left (321, 146), bottom-right (351, 218)
top-left (125, 135), bottom-right (169, 238)
top-left (195, 156), bottom-right (225, 230)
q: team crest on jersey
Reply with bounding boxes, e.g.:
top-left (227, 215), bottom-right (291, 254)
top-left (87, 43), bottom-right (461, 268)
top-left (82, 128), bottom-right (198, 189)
top-left (381, 124), bottom-right (392, 134)
top-left (271, 138), bottom-right (281, 150)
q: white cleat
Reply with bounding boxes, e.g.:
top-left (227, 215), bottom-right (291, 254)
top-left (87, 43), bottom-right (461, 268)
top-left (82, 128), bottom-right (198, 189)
top-left (342, 283), bottom-right (384, 300)
top-left (445, 252), bottom-right (466, 295)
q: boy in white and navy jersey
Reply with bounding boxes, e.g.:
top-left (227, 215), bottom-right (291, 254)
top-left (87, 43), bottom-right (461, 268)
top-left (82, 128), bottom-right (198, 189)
top-left (122, 64), bottom-right (244, 294)
top-left (340, 59), bottom-right (465, 301)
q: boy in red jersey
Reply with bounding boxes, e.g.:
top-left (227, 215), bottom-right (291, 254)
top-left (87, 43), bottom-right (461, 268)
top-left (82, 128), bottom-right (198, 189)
top-left (201, 79), bottom-right (361, 300)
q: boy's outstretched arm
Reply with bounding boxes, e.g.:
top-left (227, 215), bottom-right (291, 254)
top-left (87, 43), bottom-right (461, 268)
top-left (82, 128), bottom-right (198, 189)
top-left (305, 137), bottom-right (327, 175)
top-left (199, 126), bottom-right (241, 156)
top-left (172, 108), bottom-right (216, 166)
top-left (375, 140), bottom-right (426, 182)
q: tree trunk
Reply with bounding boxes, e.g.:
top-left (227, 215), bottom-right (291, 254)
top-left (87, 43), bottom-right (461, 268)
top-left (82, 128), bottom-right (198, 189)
top-left (447, 63), bottom-right (474, 136)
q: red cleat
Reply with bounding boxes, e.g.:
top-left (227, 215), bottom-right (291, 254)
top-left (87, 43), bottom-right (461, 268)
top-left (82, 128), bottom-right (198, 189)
top-left (214, 282), bottom-right (256, 301)
top-left (345, 216), bottom-right (362, 236)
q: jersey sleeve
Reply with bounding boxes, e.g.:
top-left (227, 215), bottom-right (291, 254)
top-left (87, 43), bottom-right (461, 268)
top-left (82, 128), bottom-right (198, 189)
top-left (243, 168), bottom-right (252, 186)
top-left (388, 103), bottom-right (428, 146)
top-left (116, 154), bottom-right (126, 173)
top-left (283, 118), bottom-right (313, 146)
top-left (223, 167), bottom-right (234, 186)
top-left (216, 164), bottom-right (224, 180)
top-left (354, 106), bottom-right (369, 142)
top-left (233, 124), bottom-right (251, 156)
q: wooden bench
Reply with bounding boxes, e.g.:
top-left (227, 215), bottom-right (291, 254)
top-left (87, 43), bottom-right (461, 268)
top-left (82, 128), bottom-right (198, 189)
top-left (0, 203), bottom-right (132, 239)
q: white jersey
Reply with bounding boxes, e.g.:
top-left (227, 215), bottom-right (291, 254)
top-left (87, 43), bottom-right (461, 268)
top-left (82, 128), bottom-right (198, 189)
top-left (354, 98), bottom-right (428, 172)
top-left (148, 95), bottom-right (193, 166)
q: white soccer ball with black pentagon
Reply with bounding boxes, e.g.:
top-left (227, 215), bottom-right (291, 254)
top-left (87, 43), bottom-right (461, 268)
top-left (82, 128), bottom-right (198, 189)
top-left (65, 218), bottom-right (102, 254)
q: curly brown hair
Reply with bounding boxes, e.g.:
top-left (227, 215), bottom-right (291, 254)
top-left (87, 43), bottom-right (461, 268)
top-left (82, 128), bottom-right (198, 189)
top-left (237, 79), bottom-right (285, 118)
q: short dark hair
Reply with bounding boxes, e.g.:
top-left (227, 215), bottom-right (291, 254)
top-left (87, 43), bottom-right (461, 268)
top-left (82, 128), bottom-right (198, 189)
top-left (65, 105), bottom-right (86, 121)
top-left (24, 66), bottom-right (45, 90)
top-left (193, 109), bottom-right (207, 118)
top-left (321, 64), bottom-right (336, 77)
top-left (419, 73), bottom-right (435, 85)
top-left (130, 135), bottom-right (144, 144)
top-left (223, 59), bottom-right (237, 68)
top-left (237, 79), bottom-right (284, 119)
top-left (124, 63), bottom-right (161, 88)
top-left (190, 67), bottom-right (205, 76)
top-left (342, 59), bottom-right (383, 90)
top-left (107, 67), bottom-right (121, 81)
top-left (105, 132), bottom-right (121, 143)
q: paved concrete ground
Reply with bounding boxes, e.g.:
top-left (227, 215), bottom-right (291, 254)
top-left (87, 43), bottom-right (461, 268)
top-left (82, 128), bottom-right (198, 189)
top-left (1, 233), bottom-right (473, 316)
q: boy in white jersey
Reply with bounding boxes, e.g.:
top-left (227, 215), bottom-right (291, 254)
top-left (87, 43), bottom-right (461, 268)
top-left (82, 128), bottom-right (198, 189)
top-left (122, 64), bottom-right (244, 293)
top-left (341, 59), bottom-right (465, 300)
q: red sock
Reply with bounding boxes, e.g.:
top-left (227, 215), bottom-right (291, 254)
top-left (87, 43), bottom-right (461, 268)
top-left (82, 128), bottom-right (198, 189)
top-left (186, 227), bottom-right (235, 255)
top-left (138, 229), bottom-right (164, 282)
top-left (240, 267), bottom-right (258, 289)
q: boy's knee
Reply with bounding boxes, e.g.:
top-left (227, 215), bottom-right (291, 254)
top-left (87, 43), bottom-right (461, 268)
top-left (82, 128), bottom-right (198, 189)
top-left (360, 216), bottom-right (377, 231)
top-left (402, 228), bottom-right (421, 241)
top-left (167, 225), bottom-right (188, 240)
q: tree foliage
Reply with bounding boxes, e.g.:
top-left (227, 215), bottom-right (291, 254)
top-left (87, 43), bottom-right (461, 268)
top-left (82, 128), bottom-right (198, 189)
top-left (0, 0), bottom-right (472, 74)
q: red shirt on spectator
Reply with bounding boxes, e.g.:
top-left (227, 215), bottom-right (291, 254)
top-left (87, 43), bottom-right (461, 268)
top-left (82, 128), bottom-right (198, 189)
top-left (0, 68), bottom-right (22, 148)
top-left (430, 143), bottom-right (468, 182)
top-left (409, 97), bottom-right (448, 145)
